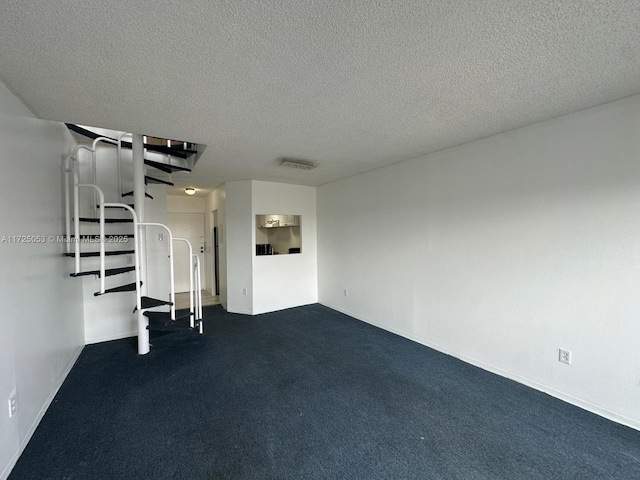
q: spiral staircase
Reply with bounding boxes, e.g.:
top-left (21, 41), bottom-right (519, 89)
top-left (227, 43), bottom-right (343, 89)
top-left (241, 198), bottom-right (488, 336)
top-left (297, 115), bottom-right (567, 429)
top-left (64, 124), bottom-right (204, 354)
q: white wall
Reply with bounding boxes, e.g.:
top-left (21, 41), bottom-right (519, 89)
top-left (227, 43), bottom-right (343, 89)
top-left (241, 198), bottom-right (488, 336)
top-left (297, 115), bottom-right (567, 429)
top-left (167, 194), bottom-right (205, 214)
top-left (225, 181), bottom-right (253, 314)
top-left (0, 81), bottom-right (85, 479)
top-left (167, 194), bottom-right (206, 294)
top-left (318, 95), bottom-right (640, 429)
top-left (252, 181), bottom-right (317, 314)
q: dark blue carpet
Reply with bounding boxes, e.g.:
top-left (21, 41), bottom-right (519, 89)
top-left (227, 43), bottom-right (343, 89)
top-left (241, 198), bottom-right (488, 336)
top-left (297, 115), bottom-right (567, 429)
top-left (9, 304), bottom-right (640, 479)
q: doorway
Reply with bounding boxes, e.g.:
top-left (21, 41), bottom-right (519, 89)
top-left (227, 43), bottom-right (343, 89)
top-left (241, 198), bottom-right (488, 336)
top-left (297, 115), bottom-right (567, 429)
top-left (167, 212), bottom-right (205, 293)
top-left (212, 210), bottom-right (220, 295)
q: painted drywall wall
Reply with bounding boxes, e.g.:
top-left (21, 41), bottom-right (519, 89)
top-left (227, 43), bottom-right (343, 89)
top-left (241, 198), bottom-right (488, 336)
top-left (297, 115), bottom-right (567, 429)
top-left (225, 181), bottom-right (253, 314)
top-left (167, 194), bottom-right (206, 294)
top-left (205, 185), bottom-right (226, 306)
top-left (167, 194), bottom-right (205, 214)
top-left (0, 81), bottom-right (84, 480)
top-left (317, 95), bottom-right (640, 429)
top-left (252, 181), bottom-right (317, 314)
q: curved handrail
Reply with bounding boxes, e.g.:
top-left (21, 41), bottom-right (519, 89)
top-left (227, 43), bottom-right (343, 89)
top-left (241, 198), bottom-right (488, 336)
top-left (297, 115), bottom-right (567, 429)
top-left (174, 237), bottom-right (194, 325)
top-left (193, 254), bottom-right (203, 333)
top-left (91, 137), bottom-right (119, 216)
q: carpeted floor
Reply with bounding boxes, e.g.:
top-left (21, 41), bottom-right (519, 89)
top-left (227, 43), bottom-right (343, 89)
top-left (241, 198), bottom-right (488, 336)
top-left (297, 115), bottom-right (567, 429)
top-left (9, 304), bottom-right (640, 479)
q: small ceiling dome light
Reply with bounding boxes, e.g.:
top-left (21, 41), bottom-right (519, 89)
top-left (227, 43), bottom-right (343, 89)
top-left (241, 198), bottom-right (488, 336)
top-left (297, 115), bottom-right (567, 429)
top-left (185, 187), bottom-right (196, 195)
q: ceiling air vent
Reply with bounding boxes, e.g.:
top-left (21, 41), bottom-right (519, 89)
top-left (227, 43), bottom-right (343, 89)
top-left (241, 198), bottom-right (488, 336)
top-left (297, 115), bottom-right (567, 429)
top-left (279, 158), bottom-right (317, 170)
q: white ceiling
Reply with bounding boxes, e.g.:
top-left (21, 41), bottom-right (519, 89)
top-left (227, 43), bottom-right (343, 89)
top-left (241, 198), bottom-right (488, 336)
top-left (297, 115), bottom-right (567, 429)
top-left (1, 1), bottom-right (639, 194)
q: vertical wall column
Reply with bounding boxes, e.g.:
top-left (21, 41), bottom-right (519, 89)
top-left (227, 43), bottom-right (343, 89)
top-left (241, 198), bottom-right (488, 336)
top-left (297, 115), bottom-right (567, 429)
top-left (132, 134), bottom-right (148, 294)
top-left (132, 134), bottom-right (149, 354)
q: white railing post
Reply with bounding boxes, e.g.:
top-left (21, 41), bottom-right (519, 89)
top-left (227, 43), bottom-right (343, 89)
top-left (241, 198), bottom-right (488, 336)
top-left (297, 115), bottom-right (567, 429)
top-left (73, 169), bottom-right (81, 274)
top-left (135, 222), bottom-right (148, 355)
top-left (132, 134), bottom-right (148, 298)
top-left (91, 149), bottom-right (97, 217)
top-left (105, 203), bottom-right (146, 353)
top-left (174, 238), bottom-right (194, 326)
top-left (137, 310), bottom-right (149, 355)
top-left (169, 233), bottom-right (175, 321)
top-left (193, 258), bottom-right (198, 322)
top-left (63, 155), bottom-right (72, 254)
top-left (98, 190), bottom-right (105, 292)
top-left (116, 133), bottom-right (129, 199)
top-left (194, 254), bottom-right (203, 333)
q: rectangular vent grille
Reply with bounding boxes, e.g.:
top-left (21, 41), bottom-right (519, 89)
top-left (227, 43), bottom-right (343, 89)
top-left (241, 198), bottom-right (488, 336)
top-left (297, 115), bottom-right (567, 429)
top-left (280, 159), bottom-right (317, 170)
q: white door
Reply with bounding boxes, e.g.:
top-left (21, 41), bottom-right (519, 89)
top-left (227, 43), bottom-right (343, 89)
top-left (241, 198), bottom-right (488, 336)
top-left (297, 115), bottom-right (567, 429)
top-left (167, 212), bottom-right (205, 293)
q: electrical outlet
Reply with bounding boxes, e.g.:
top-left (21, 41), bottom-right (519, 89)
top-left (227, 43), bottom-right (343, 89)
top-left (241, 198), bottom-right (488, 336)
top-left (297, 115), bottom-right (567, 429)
top-left (158, 233), bottom-right (164, 241)
top-left (242, 288), bottom-right (247, 295)
top-left (8, 393), bottom-right (16, 418)
top-left (558, 348), bottom-right (571, 365)
top-left (343, 289), bottom-right (348, 296)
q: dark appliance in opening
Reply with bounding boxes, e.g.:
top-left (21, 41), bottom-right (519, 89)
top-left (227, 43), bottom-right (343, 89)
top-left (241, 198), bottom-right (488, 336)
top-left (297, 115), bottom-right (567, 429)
top-left (256, 244), bottom-right (273, 255)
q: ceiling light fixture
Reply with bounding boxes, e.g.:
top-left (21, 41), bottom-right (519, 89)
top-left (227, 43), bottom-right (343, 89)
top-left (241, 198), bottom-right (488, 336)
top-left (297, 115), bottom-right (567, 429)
top-left (279, 158), bottom-right (317, 170)
top-left (185, 187), bottom-right (196, 195)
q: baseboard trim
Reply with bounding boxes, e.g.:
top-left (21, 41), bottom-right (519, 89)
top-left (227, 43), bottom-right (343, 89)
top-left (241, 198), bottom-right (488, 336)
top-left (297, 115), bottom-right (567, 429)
top-left (321, 302), bottom-right (640, 432)
top-left (85, 330), bottom-right (137, 345)
top-left (253, 300), bottom-right (319, 316)
top-left (1, 345), bottom-right (84, 480)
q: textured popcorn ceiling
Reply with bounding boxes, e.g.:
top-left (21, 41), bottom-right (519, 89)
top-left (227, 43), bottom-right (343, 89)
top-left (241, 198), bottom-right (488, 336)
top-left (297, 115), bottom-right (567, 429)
top-left (1, 1), bottom-right (639, 192)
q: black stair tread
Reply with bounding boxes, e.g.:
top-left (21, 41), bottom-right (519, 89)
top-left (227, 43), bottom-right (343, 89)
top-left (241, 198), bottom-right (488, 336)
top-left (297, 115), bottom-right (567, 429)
top-left (94, 281), bottom-right (141, 296)
top-left (134, 296), bottom-right (174, 312)
top-left (143, 143), bottom-right (195, 159)
top-left (144, 159), bottom-right (191, 174)
top-left (70, 234), bottom-right (134, 239)
top-left (122, 191), bottom-right (153, 199)
top-left (144, 310), bottom-right (193, 324)
top-left (65, 124), bottom-right (194, 158)
top-left (71, 266), bottom-right (135, 278)
top-left (147, 318), bottom-right (199, 332)
top-left (101, 204), bottom-right (135, 209)
top-left (158, 143), bottom-right (197, 153)
top-left (78, 217), bottom-right (133, 223)
top-left (63, 249), bottom-right (134, 257)
top-left (145, 175), bottom-right (174, 186)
